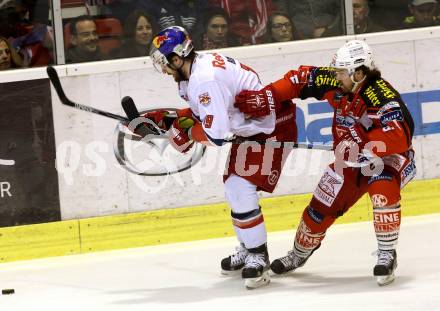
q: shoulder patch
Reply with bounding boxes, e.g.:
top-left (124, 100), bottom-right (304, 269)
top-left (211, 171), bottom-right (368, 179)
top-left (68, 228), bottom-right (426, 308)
top-left (361, 79), bottom-right (399, 107)
top-left (380, 110), bottom-right (403, 126)
top-left (198, 92), bottom-right (211, 106)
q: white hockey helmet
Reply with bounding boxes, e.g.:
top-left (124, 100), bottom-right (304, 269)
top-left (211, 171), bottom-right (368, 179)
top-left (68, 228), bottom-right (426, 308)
top-left (330, 40), bottom-right (375, 76)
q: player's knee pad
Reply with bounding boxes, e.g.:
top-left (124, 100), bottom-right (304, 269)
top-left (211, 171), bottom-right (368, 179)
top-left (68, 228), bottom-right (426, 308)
top-left (224, 174), bottom-right (259, 214)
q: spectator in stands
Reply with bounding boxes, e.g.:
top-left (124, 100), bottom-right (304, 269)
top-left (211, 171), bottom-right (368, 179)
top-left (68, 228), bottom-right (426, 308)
top-left (12, 23), bottom-right (54, 66)
top-left (111, 9), bottom-right (157, 58)
top-left (402, 0), bottom-right (439, 28)
top-left (0, 0), bottom-right (28, 23)
top-left (209, 0), bottom-right (274, 45)
top-left (66, 15), bottom-right (103, 63)
top-left (0, 36), bottom-right (24, 70)
top-left (321, 0), bottom-right (385, 37)
top-left (136, 0), bottom-right (208, 35)
top-left (353, 0), bottom-right (385, 33)
top-left (0, 0), bottom-right (54, 67)
top-left (0, 5), bottom-right (23, 39)
top-left (273, 0), bottom-right (341, 38)
top-left (193, 7), bottom-right (240, 50)
top-left (265, 11), bottom-right (300, 43)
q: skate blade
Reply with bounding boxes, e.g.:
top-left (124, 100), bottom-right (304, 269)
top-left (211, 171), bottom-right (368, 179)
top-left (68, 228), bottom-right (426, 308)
top-left (376, 273), bottom-right (395, 286)
top-left (244, 271), bottom-right (270, 289)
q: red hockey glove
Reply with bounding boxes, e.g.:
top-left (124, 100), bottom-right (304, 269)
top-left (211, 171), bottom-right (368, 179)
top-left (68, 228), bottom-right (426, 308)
top-left (125, 109), bottom-right (171, 137)
top-left (234, 85), bottom-right (278, 117)
top-left (143, 110), bottom-right (170, 130)
top-left (168, 117), bottom-right (195, 153)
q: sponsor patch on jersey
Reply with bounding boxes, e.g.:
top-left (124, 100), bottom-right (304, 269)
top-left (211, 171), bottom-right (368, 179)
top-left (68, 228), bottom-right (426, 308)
top-left (204, 115), bottom-right (214, 128)
top-left (382, 154), bottom-right (407, 172)
top-left (306, 206), bottom-right (324, 224)
top-left (368, 172), bottom-right (393, 185)
top-left (371, 194), bottom-right (388, 207)
top-left (198, 93), bottom-right (211, 106)
top-left (380, 110), bottom-right (403, 125)
top-left (313, 170), bottom-right (343, 207)
top-left (336, 115), bottom-right (355, 127)
top-left (314, 73), bottom-right (339, 87)
top-left (378, 101), bottom-right (400, 115)
top-left (373, 209), bottom-right (400, 234)
top-left (400, 159), bottom-right (416, 188)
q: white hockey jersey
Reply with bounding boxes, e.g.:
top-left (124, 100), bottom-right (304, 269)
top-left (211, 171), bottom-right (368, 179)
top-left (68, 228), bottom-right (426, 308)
top-left (178, 52), bottom-right (276, 145)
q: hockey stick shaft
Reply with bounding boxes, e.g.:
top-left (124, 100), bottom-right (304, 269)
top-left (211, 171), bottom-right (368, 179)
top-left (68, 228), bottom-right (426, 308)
top-left (122, 96), bottom-right (333, 151)
top-left (229, 138), bottom-right (332, 150)
top-left (46, 66), bottom-right (129, 122)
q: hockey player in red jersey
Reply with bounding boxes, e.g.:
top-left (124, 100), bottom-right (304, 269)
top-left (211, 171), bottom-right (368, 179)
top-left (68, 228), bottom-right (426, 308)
top-left (234, 40), bottom-right (416, 286)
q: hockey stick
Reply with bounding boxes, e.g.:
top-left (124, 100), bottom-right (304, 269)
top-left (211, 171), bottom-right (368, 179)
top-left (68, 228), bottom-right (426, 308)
top-left (230, 139), bottom-right (333, 151)
top-left (121, 96), bottom-right (171, 137)
top-left (46, 66), bottom-right (129, 122)
top-left (121, 95), bottom-right (333, 151)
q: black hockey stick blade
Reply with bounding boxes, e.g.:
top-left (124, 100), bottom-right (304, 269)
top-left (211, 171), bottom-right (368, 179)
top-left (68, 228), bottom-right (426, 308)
top-left (121, 96), bottom-right (141, 121)
top-left (121, 96), bottom-right (162, 136)
top-left (47, 65), bottom-right (71, 106)
top-left (46, 66), bottom-right (129, 122)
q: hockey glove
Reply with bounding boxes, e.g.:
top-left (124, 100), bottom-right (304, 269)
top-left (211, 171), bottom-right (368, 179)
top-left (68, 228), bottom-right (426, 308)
top-left (125, 109), bottom-right (173, 138)
top-left (234, 85), bottom-right (278, 118)
top-left (168, 117), bottom-right (195, 153)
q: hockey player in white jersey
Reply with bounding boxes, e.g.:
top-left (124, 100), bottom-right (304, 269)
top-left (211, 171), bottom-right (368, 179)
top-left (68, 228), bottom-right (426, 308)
top-left (149, 26), bottom-right (297, 289)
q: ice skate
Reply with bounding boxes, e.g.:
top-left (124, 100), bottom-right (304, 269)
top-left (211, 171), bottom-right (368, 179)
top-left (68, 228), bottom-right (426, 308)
top-left (374, 249), bottom-right (397, 286)
top-left (271, 244), bottom-right (320, 274)
top-left (221, 243), bottom-right (249, 275)
top-left (242, 245), bottom-right (270, 289)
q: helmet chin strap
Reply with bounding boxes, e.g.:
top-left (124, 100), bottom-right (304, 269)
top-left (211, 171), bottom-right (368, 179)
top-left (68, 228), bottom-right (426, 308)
top-left (166, 55), bottom-right (189, 80)
top-left (350, 73), bottom-right (366, 93)
top-left (176, 58), bottom-right (189, 81)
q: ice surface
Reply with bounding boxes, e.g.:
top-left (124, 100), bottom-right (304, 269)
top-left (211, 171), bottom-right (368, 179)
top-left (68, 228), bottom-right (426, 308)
top-left (1, 214), bottom-right (439, 311)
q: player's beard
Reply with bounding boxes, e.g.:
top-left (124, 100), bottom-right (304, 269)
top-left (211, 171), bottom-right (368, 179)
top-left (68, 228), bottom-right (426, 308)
top-left (172, 68), bottom-right (187, 82)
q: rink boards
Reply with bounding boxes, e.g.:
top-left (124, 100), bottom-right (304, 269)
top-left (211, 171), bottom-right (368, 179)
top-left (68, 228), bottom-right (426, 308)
top-left (0, 178), bottom-right (439, 262)
top-left (1, 27), bottom-right (440, 262)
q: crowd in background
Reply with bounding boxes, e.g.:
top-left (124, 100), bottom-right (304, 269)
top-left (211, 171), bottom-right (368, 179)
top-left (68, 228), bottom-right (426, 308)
top-left (0, 0), bottom-right (439, 70)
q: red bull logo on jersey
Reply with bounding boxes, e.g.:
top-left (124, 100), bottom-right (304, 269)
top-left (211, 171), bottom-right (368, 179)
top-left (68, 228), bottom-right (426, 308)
top-left (198, 93), bottom-right (211, 106)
